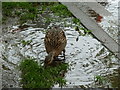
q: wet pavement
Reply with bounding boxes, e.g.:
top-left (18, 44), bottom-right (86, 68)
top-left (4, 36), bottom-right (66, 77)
top-left (1, 0), bottom-right (119, 88)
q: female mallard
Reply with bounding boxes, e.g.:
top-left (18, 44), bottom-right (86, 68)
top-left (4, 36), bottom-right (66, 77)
top-left (44, 26), bottom-right (67, 65)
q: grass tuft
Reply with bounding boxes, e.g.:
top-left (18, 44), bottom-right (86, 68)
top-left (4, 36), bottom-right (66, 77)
top-left (19, 58), bottom-right (68, 88)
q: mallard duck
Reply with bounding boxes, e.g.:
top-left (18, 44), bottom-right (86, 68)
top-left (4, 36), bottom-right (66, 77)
top-left (44, 26), bottom-right (67, 65)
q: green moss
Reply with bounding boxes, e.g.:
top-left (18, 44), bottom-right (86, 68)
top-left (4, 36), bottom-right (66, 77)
top-left (72, 18), bottom-right (80, 25)
top-left (20, 13), bottom-right (36, 20)
top-left (21, 40), bottom-right (32, 47)
top-left (28, 7), bottom-right (37, 14)
top-left (50, 4), bottom-right (73, 17)
top-left (2, 2), bottom-right (38, 24)
top-left (19, 58), bottom-right (68, 88)
top-left (2, 2), bottom-right (18, 9)
top-left (2, 2), bottom-right (74, 25)
top-left (94, 75), bottom-right (108, 85)
top-left (15, 11), bottom-right (21, 16)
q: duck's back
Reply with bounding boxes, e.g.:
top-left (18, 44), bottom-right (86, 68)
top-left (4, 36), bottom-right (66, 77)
top-left (44, 26), bottom-right (67, 57)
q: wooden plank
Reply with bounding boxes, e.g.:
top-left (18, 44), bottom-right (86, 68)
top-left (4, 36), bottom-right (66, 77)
top-left (86, 2), bottom-right (111, 16)
top-left (75, 2), bottom-right (111, 16)
top-left (61, 2), bottom-right (120, 59)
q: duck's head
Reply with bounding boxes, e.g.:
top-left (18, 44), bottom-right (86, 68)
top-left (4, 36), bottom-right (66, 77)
top-left (44, 52), bottom-right (55, 66)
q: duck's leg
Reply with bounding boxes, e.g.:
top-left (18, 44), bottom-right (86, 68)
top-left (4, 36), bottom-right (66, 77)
top-left (54, 56), bottom-right (59, 61)
top-left (63, 49), bottom-right (65, 61)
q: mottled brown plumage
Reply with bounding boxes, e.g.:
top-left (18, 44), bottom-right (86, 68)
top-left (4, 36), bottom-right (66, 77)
top-left (44, 26), bottom-right (67, 65)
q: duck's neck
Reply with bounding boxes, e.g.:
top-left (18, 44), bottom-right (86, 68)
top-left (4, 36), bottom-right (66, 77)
top-left (49, 51), bottom-right (55, 58)
top-left (46, 51), bottom-right (55, 64)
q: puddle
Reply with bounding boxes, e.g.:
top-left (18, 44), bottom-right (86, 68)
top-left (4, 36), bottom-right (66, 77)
top-left (2, 1), bottom-right (119, 88)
